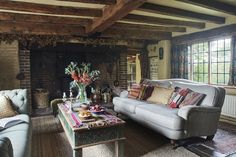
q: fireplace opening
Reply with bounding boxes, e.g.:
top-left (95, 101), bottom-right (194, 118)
top-left (30, 43), bottom-right (125, 107)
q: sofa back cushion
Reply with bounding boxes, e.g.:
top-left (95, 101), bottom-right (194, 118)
top-left (147, 87), bottom-right (174, 104)
top-left (0, 89), bottom-right (29, 114)
top-left (171, 82), bottom-right (218, 107)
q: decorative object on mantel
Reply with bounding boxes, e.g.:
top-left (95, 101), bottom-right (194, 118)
top-left (0, 33), bottom-right (123, 49)
top-left (65, 62), bottom-right (100, 103)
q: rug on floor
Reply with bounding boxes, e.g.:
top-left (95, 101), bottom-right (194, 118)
top-left (31, 115), bottom-right (198, 157)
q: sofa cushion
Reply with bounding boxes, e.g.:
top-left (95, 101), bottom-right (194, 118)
top-left (172, 82), bottom-right (218, 107)
top-left (0, 96), bottom-right (17, 118)
top-left (135, 104), bottom-right (185, 130)
top-left (147, 87), bottom-right (174, 105)
top-left (179, 90), bottom-right (206, 108)
top-left (113, 97), bottom-right (146, 114)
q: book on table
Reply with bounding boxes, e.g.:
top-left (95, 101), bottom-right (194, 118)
top-left (0, 117), bottom-right (25, 131)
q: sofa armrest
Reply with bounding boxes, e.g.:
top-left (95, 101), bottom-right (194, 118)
top-left (0, 137), bottom-right (13, 157)
top-left (178, 106), bottom-right (221, 137)
top-left (119, 90), bottom-right (128, 98)
top-left (178, 106), bottom-right (221, 120)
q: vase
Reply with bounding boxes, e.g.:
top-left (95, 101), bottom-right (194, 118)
top-left (76, 84), bottom-right (87, 103)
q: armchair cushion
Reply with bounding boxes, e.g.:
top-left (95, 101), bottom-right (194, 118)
top-left (0, 137), bottom-right (13, 157)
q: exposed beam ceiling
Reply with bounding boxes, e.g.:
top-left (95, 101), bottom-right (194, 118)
top-left (111, 23), bottom-right (186, 32)
top-left (56, 0), bottom-right (116, 5)
top-left (0, 12), bottom-right (92, 26)
top-left (139, 3), bottom-right (225, 24)
top-left (0, 21), bottom-right (85, 35)
top-left (177, 0), bottom-right (236, 15)
top-left (122, 14), bottom-right (205, 29)
top-left (85, 0), bottom-right (147, 34)
top-left (102, 28), bottom-right (171, 40)
top-left (0, 1), bottom-right (102, 17)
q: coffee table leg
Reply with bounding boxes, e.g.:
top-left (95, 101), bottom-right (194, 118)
top-left (73, 148), bottom-right (82, 157)
top-left (115, 140), bottom-right (124, 157)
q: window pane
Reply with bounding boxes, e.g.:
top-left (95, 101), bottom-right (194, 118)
top-left (218, 63), bottom-right (225, 73)
top-left (218, 39), bottom-right (224, 51)
top-left (211, 63), bottom-right (218, 73)
top-left (211, 51), bottom-right (217, 62)
top-left (210, 41), bottom-right (217, 52)
top-left (198, 74), bottom-right (203, 82)
top-left (204, 43), bottom-right (208, 52)
top-left (198, 64), bottom-right (204, 73)
top-left (204, 74), bottom-right (208, 83)
top-left (218, 51), bottom-right (225, 62)
top-left (199, 43), bottom-right (204, 52)
top-left (204, 64), bottom-right (208, 73)
top-left (218, 74), bottom-right (225, 84)
top-left (225, 63), bottom-right (230, 73)
top-left (225, 51), bottom-right (231, 62)
top-left (211, 74), bottom-right (217, 84)
top-left (225, 38), bottom-right (231, 50)
top-left (204, 52), bottom-right (208, 62)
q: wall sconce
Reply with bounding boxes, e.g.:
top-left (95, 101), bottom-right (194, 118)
top-left (159, 47), bottom-right (164, 60)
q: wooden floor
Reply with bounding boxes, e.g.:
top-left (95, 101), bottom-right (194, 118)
top-left (31, 114), bottom-right (236, 157)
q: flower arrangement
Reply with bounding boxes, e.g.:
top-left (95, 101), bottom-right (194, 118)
top-left (65, 62), bottom-right (100, 102)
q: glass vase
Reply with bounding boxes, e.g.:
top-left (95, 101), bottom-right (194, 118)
top-left (76, 84), bottom-right (87, 103)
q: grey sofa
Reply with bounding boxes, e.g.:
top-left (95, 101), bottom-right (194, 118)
top-left (113, 79), bottom-right (225, 140)
top-left (0, 89), bottom-right (31, 157)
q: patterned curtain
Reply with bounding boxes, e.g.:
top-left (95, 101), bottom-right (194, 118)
top-left (171, 44), bottom-right (189, 79)
top-left (228, 36), bottom-right (236, 85)
top-left (140, 46), bottom-right (149, 79)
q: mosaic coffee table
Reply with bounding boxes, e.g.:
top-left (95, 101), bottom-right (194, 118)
top-left (57, 103), bottom-right (126, 157)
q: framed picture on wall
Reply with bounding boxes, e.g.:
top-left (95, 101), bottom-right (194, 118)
top-left (149, 57), bottom-right (159, 80)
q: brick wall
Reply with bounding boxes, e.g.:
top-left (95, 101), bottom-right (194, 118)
top-left (119, 52), bottom-right (127, 89)
top-left (0, 41), bottom-right (20, 90)
top-left (19, 49), bottom-right (31, 113)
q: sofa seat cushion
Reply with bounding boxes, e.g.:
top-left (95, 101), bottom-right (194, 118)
top-left (135, 104), bottom-right (185, 130)
top-left (0, 114), bottom-right (30, 133)
top-left (113, 97), bottom-right (147, 114)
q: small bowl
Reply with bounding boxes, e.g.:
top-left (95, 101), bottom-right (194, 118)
top-left (80, 104), bottom-right (89, 110)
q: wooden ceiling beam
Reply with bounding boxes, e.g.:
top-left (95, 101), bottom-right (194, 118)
top-left (177, 0), bottom-right (236, 15)
top-left (56, 0), bottom-right (116, 5)
top-left (0, 12), bottom-right (92, 26)
top-left (122, 14), bottom-right (205, 29)
top-left (139, 3), bottom-right (225, 24)
top-left (111, 23), bottom-right (186, 32)
top-left (0, 1), bottom-right (102, 17)
top-left (0, 21), bottom-right (85, 36)
top-left (86, 0), bottom-right (147, 34)
top-left (101, 28), bottom-right (172, 40)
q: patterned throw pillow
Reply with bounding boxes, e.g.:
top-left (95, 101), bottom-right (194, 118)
top-left (128, 84), bottom-right (141, 99)
top-left (179, 90), bottom-right (206, 108)
top-left (138, 84), bottom-right (147, 100)
top-left (168, 87), bottom-right (190, 108)
top-left (147, 87), bottom-right (174, 104)
top-left (0, 95), bottom-right (17, 118)
top-left (142, 85), bottom-right (154, 100)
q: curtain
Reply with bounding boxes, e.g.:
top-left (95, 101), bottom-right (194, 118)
top-left (171, 44), bottom-right (189, 79)
top-left (229, 36), bottom-right (236, 85)
top-left (140, 47), bottom-right (149, 80)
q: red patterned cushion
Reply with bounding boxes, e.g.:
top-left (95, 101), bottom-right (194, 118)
top-left (142, 85), bottom-right (154, 100)
top-left (168, 87), bottom-right (190, 108)
top-left (179, 90), bottom-right (206, 108)
top-left (128, 84), bottom-right (141, 99)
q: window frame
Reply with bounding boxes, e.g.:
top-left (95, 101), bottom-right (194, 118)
top-left (188, 36), bottom-right (232, 86)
